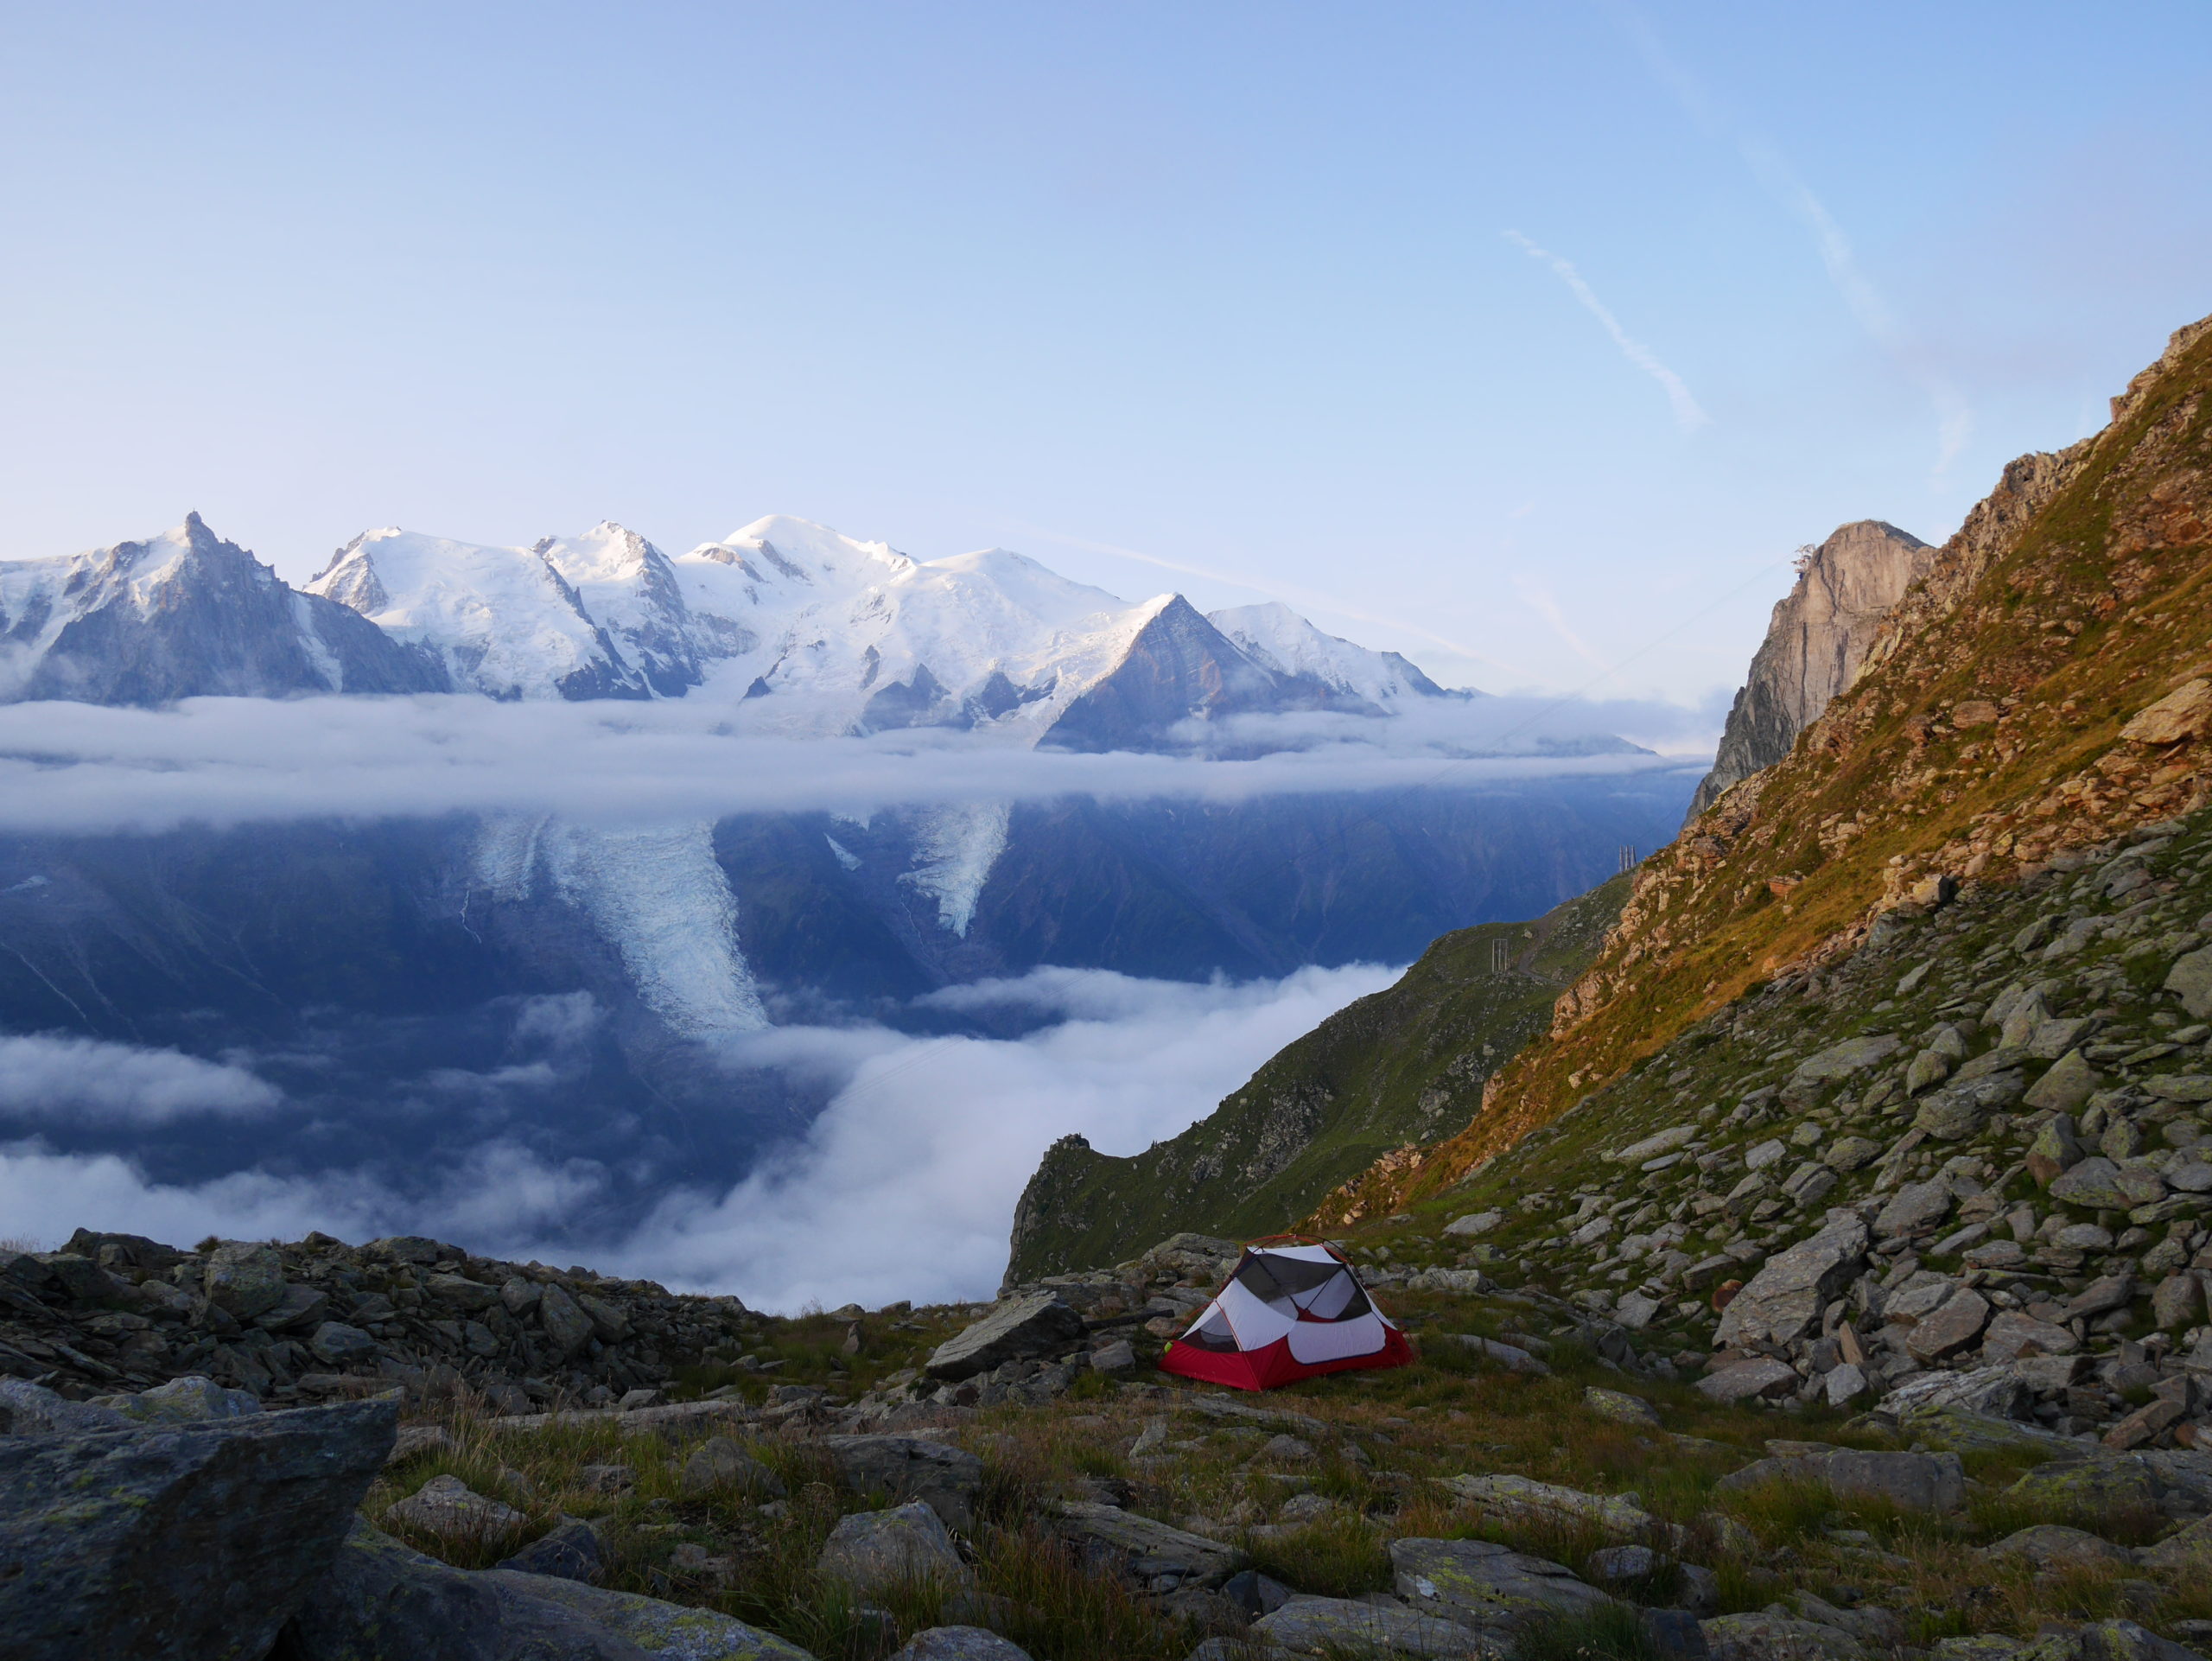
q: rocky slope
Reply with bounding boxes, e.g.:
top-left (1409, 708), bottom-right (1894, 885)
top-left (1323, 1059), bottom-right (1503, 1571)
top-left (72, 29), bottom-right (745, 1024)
top-left (1323, 310), bottom-right (2212, 1224)
top-left (1004, 876), bottom-right (1633, 1282)
top-left (1686, 519), bottom-right (1938, 820)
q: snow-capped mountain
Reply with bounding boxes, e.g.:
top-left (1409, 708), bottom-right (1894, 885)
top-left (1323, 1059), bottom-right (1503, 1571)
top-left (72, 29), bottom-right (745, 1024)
top-left (299, 512), bottom-right (1464, 746)
top-left (0, 513), bottom-right (442, 704)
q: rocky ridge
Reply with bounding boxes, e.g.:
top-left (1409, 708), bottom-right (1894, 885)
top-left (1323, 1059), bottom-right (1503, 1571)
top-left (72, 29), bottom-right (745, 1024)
top-left (1687, 520), bottom-right (1938, 822)
top-left (1323, 310), bottom-right (2212, 1221)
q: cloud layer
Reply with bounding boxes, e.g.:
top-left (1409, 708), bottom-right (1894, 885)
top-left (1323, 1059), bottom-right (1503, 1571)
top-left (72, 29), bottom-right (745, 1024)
top-left (0, 1034), bottom-right (281, 1124)
top-left (0, 963), bottom-right (1399, 1308)
top-left (0, 693), bottom-right (1712, 836)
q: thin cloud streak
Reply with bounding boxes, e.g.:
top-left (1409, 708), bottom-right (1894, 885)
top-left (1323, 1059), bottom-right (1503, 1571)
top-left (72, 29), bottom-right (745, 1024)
top-left (1503, 231), bottom-right (1712, 434)
top-left (1612, 6), bottom-right (1971, 476)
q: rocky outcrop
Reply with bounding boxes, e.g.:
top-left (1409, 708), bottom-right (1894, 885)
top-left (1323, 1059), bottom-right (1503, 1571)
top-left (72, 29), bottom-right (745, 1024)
top-left (0, 1228), bottom-right (757, 1415)
top-left (1688, 520), bottom-right (1936, 821)
top-left (0, 1391), bottom-right (395, 1658)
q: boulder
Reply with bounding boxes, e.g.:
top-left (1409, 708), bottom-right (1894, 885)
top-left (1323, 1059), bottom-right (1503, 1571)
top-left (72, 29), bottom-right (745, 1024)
top-left (1052, 1500), bottom-right (1242, 1589)
top-left (2063, 1275), bottom-right (2136, 1321)
top-left (385, 1474), bottom-right (529, 1543)
top-left (1791, 1037), bottom-right (1903, 1086)
top-left (2010, 1457), bottom-right (2163, 1513)
top-left (2050, 1159), bottom-right (2132, 1211)
top-left (2147, 1075), bottom-right (2212, 1104)
top-left (1875, 1181), bottom-right (1953, 1239)
top-left (425, 1273), bottom-right (500, 1314)
top-left (1443, 1211), bottom-right (1504, 1236)
top-left (1255, 1594), bottom-right (1484, 1658)
top-left (1983, 1310), bottom-right (2079, 1361)
top-left (2125, 680), bottom-right (2212, 745)
top-left (1906, 1289), bottom-right (1993, 1363)
top-left (1916, 1075), bottom-right (2024, 1141)
top-left (2138, 1514), bottom-right (2212, 1571)
top-left (2074, 1621), bottom-right (2209, 1661)
top-left (1583, 1386), bottom-right (1662, 1428)
top-left (203, 1241), bottom-right (288, 1320)
top-left (95, 1374), bottom-right (264, 1423)
top-left (0, 1377), bottom-right (131, 1434)
top-left (1701, 1613), bottom-right (1868, 1661)
top-left (823, 1435), bottom-right (984, 1530)
top-left (1447, 1335), bottom-right (1548, 1375)
top-left (888, 1629), bottom-right (1035, 1661)
top-left (2168, 947), bottom-right (2212, 1022)
top-left (1697, 1359), bottom-right (1800, 1403)
top-left (1439, 1474), bottom-right (1658, 1541)
top-left (1715, 1448), bottom-right (1962, 1511)
top-left (2157, 1276), bottom-right (2206, 1331)
top-left (1981, 1524), bottom-right (2135, 1572)
top-left (1713, 1214), bottom-right (1869, 1347)
top-left (1882, 1365), bottom-right (2032, 1420)
top-left (309, 1321), bottom-right (378, 1365)
top-left (536, 1284), bottom-right (596, 1357)
top-left (0, 1397), bottom-right (395, 1660)
top-left (1389, 1537), bottom-right (1611, 1635)
top-left (495, 1518), bottom-right (607, 1584)
top-left (925, 1294), bottom-right (1087, 1381)
top-left (285, 1520), bottom-right (810, 1660)
top-left (681, 1436), bottom-right (786, 1500)
top-left (1823, 1137), bottom-right (1883, 1174)
top-left (2026, 1053), bottom-right (2101, 1116)
top-left (817, 1501), bottom-right (966, 1594)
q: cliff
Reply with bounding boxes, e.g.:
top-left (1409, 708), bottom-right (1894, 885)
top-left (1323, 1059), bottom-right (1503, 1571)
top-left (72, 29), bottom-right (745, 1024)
top-left (1686, 519), bottom-right (1936, 821)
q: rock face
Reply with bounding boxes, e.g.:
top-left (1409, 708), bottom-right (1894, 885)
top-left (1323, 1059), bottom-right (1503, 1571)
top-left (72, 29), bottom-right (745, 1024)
top-left (1687, 519), bottom-right (1936, 821)
top-left (0, 1397), bottom-right (396, 1660)
top-left (925, 1295), bottom-right (1087, 1381)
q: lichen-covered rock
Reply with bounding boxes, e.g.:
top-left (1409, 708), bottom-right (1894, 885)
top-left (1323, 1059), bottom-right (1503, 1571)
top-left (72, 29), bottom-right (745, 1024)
top-left (1583, 1387), bottom-right (1662, 1427)
top-left (1256, 1594), bottom-right (1485, 1658)
top-left (2026, 1053), bottom-right (2101, 1115)
top-left (1438, 1473), bottom-right (1658, 1541)
top-left (817, 1501), bottom-right (967, 1594)
top-left (0, 1397), bottom-right (395, 1660)
top-left (2168, 946), bottom-right (2212, 1021)
top-left (2050, 1158), bottom-right (2131, 1211)
top-left (94, 1373), bottom-right (263, 1423)
top-left (1981, 1524), bottom-right (2136, 1572)
top-left (0, 1377), bottom-right (131, 1435)
top-left (1701, 1613), bottom-right (1868, 1661)
top-left (1389, 1536), bottom-right (1610, 1635)
top-left (2009, 1457), bottom-right (2163, 1513)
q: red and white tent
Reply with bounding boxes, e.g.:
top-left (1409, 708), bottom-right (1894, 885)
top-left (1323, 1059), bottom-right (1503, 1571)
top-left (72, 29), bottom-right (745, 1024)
top-left (1158, 1241), bottom-right (1414, 1391)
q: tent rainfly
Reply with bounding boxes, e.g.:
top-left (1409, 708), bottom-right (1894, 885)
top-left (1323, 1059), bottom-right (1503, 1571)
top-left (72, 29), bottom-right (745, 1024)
top-left (1157, 1241), bottom-right (1413, 1391)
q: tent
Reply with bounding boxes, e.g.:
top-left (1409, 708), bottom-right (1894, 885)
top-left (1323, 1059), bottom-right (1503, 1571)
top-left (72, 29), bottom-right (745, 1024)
top-left (1158, 1241), bottom-right (1414, 1391)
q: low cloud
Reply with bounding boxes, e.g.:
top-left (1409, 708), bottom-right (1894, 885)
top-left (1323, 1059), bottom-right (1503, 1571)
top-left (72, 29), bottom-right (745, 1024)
top-left (0, 964), bottom-right (1396, 1307)
top-left (0, 1034), bottom-right (281, 1124)
top-left (0, 693), bottom-right (1713, 837)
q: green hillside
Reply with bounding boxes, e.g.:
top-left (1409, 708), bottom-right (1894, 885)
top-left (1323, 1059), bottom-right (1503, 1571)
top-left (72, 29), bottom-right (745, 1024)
top-left (1003, 873), bottom-right (1630, 1280)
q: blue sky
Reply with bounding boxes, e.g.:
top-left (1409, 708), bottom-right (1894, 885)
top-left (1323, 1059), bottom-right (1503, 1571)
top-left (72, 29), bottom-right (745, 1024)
top-left (1, 3), bottom-right (2205, 702)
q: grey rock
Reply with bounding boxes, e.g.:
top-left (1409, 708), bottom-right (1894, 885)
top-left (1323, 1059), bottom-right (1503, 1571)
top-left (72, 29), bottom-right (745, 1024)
top-left (2074, 1621), bottom-right (2208, 1661)
top-left (537, 1284), bottom-right (597, 1357)
top-left (1823, 1137), bottom-right (1883, 1174)
top-left (2168, 947), bottom-right (2212, 1021)
top-left (500, 1276), bottom-right (542, 1314)
top-left (2156, 1275), bottom-right (2206, 1330)
top-left (681, 1435), bottom-right (786, 1500)
top-left (1390, 1535), bottom-right (1610, 1634)
top-left (363, 1236), bottom-right (446, 1264)
top-left (1823, 1364), bottom-right (1870, 1408)
top-left (1685, 519), bottom-right (1936, 821)
top-left (1445, 1209), bottom-right (1507, 1235)
top-left (888, 1628), bottom-right (1034, 1661)
top-left (1446, 1334), bottom-right (1549, 1375)
top-left (426, 1273), bottom-right (501, 1314)
top-left (1090, 1339), bottom-right (1137, 1375)
top-left (2050, 1158), bottom-right (2132, 1211)
top-left (254, 1282), bottom-right (332, 1332)
top-left (496, 1517), bottom-right (607, 1584)
top-left (2009, 1457), bottom-right (2164, 1513)
top-left (817, 1501), bottom-right (966, 1594)
top-left (1222, 1569), bottom-right (1296, 1618)
top-left (823, 1435), bottom-right (983, 1530)
top-left (286, 1520), bottom-right (810, 1661)
top-left (1876, 1180), bottom-right (1953, 1238)
top-left (2147, 1074), bottom-right (2212, 1104)
top-left (1713, 1212), bottom-right (1869, 1347)
top-left (925, 1293), bottom-right (1087, 1381)
top-left (1439, 1474), bottom-right (1657, 1540)
top-left (1916, 1073), bottom-right (2024, 1140)
top-left (1701, 1613), bottom-right (1868, 1661)
top-left (2026, 1052), bottom-right (2101, 1114)
top-left (1906, 1289), bottom-right (1993, 1363)
top-left (309, 1321), bottom-right (379, 1365)
top-left (2137, 1513), bottom-right (2212, 1571)
top-left (0, 1397), bottom-right (394, 1661)
top-left (1583, 1386), bottom-right (1662, 1427)
top-left (1792, 1036), bottom-right (1903, 1086)
top-left (1982, 1310), bottom-right (2079, 1360)
top-left (204, 1240), bottom-right (288, 1320)
top-left (0, 1377), bottom-right (131, 1435)
top-left (1980, 1524), bottom-right (2135, 1572)
top-left (99, 1373), bottom-right (263, 1423)
top-left (2063, 1275), bottom-right (2136, 1320)
top-left (1827, 1448), bottom-right (1966, 1511)
top-left (1255, 1594), bottom-right (1484, 1658)
top-left (1053, 1500), bottom-right (1243, 1588)
top-left (385, 1473), bottom-right (530, 1543)
top-left (1697, 1358), bottom-right (1800, 1403)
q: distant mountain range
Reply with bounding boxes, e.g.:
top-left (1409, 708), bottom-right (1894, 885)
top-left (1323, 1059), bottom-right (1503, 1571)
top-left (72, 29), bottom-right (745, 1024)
top-left (0, 509), bottom-right (1695, 1252)
top-left (3, 512), bottom-right (1468, 754)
